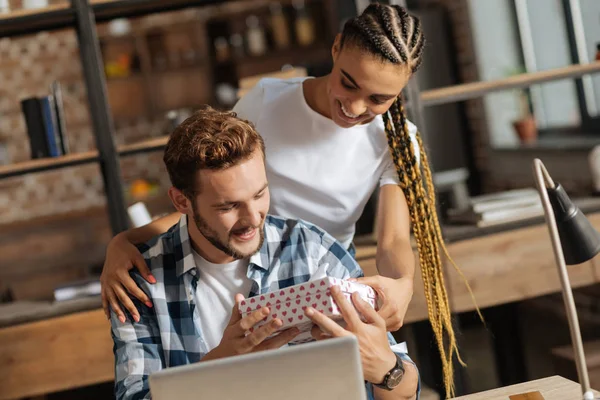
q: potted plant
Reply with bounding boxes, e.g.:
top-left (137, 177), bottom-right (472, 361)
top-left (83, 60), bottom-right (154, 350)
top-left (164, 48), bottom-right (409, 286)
top-left (506, 66), bottom-right (538, 144)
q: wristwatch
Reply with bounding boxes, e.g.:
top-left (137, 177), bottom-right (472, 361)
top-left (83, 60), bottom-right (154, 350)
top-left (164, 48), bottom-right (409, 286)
top-left (373, 353), bottom-right (405, 391)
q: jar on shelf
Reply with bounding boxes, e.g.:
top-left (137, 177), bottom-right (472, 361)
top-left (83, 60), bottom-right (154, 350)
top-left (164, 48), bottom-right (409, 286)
top-left (214, 36), bottom-right (230, 63)
top-left (293, 0), bottom-right (315, 47)
top-left (270, 2), bottom-right (290, 50)
top-left (230, 33), bottom-right (245, 59)
top-left (246, 15), bottom-right (267, 56)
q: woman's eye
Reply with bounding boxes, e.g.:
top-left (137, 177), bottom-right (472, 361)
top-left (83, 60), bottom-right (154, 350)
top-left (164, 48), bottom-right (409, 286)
top-left (341, 80), bottom-right (355, 90)
top-left (371, 98), bottom-right (386, 105)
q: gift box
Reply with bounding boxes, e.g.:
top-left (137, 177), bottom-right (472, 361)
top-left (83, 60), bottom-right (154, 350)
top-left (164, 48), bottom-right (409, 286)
top-left (238, 277), bottom-right (378, 344)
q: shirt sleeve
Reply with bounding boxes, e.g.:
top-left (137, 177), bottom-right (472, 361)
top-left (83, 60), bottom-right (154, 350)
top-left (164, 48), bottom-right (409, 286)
top-left (232, 79), bottom-right (266, 125)
top-left (111, 274), bottom-right (164, 400)
top-left (379, 118), bottom-right (421, 188)
top-left (306, 224), bottom-right (364, 280)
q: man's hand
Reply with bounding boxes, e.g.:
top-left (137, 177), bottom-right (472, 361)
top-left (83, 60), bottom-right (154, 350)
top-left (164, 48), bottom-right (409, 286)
top-left (203, 294), bottom-right (300, 361)
top-left (304, 286), bottom-right (396, 385)
top-left (101, 233), bottom-right (157, 324)
top-left (350, 276), bottom-right (413, 332)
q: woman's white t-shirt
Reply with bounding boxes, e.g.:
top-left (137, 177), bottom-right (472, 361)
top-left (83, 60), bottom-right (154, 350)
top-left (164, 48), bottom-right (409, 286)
top-left (233, 77), bottom-right (420, 249)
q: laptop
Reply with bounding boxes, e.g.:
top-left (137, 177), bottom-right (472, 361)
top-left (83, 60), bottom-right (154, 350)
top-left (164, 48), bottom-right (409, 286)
top-left (149, 336), bottom-right (367, 400)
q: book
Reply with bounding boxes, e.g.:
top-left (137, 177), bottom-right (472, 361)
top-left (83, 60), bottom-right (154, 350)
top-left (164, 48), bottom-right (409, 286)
top-left (54, 279), bottom-right (101, 302)
top-left (39, 95), bottom-right (62, 157)
top-left (468, 188), bottom-right (540, 213)
top-left (447, 188), bottom-right (544, 227)
top-left (20, 97), bottom-right (50, 159)
top-left (51, 81), bottom-right (70, 154)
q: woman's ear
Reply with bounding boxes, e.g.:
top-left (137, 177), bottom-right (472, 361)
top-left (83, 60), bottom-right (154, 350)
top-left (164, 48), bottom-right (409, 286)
top-left (168, 187), bottom-right (192, 215)
top-left (331, 33), bottom-right (342, 60)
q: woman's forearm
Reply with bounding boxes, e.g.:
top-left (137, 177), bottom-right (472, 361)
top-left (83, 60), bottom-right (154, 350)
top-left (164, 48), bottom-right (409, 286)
top-left (376, 238), bottom-right (415, 280)
top-left (121, 211), bottom-right (181, 244)
top-left (376, 185), bottom-right (416, 280)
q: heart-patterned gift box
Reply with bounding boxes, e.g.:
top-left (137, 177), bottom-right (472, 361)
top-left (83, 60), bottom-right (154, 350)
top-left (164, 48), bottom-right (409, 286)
top-left (238, 277), bottom-right (378, 344)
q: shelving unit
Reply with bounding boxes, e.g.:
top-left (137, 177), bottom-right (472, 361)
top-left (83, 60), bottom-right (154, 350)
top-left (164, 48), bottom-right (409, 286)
top-left (1, 0), bottom-right (334, 236)
top-left (0, 0), bottom-right (223, 37)
top-left (4, 0), bottom-right (599, 236)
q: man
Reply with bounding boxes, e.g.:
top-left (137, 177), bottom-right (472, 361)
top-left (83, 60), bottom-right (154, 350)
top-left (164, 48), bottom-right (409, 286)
top-left (110, 107), bottom-right (419, 400)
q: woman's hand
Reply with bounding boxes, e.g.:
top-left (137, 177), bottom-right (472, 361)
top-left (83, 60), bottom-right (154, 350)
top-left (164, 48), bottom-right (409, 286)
top-left (350, 276), bottom-right (413, 332)
top-left (100, 233), bottom-right (156, 323)
top-left (304, 285), bottom-right (396, 385)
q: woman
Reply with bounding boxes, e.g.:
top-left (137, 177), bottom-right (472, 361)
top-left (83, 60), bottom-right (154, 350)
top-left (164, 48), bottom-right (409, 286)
top-left (102, 3), bottom-right (459, 396)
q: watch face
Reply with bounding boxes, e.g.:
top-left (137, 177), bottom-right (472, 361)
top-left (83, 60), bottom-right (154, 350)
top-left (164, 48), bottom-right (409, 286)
top-left (387, 368), bottom-right (404, 389)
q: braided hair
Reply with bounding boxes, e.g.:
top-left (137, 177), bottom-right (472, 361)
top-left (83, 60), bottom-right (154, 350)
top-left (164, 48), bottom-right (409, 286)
top-left (341, 4), bottom-right (477, 397)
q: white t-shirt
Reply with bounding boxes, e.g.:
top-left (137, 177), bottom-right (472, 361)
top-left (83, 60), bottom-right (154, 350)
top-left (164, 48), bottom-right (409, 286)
top-left (192, 250), bottom-right (253, 351)
top-left (233, 77), bottom-right (420, 249)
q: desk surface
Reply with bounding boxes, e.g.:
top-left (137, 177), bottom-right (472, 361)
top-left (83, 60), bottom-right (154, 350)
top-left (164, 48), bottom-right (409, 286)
top-left (452, 376), bottom-right (598, 399)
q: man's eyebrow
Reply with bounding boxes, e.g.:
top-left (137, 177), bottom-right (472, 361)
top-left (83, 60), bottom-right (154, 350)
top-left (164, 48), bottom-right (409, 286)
top-left (211, 183), bottom-right (268, 208)
top-left (341, 69), bottom-right (360, 89)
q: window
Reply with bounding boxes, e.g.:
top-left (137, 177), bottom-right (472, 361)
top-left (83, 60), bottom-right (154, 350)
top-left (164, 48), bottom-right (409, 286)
top-left (468, 0), bottom-right (600, 147)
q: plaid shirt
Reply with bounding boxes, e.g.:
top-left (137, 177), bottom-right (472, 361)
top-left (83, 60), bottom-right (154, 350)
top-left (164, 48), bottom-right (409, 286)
top-left (111, 214), bottom-right (419, 399)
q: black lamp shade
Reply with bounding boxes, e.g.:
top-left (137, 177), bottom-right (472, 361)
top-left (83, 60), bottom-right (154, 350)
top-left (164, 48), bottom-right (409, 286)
top-left (547, 184), bottom-right (600, 265)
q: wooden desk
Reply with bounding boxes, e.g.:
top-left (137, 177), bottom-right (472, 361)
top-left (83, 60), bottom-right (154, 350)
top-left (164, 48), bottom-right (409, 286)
top-left (3, 212), bottom-right (600, 399)
top-left (356, 213), bottom-right (600, 324)
top-left (0, 309), bottom-right (112, 400)
top-left (451, 376), bottom-right (598, 399)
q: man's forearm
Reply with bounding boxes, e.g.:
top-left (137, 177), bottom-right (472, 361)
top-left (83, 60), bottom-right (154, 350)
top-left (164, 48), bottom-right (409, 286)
top-left (120, 211), bottom-right (180, 244)
top-left (373, 360), bottom-right (419, 400)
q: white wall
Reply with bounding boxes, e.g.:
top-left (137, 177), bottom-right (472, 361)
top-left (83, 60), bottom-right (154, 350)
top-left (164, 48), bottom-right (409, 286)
top-left (525, 0), bottom-right (581, 127)
top-left (467, 0), bottom-right (523, 147)
top-left (580, 0), bottom-right (600, 117)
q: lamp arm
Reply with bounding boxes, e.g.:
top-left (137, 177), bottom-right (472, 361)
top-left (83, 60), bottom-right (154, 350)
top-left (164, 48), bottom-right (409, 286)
top-left (533, 159), bottom-right (593, 399)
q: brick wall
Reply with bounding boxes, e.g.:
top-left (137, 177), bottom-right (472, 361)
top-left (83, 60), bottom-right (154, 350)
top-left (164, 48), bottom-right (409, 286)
top-left (0, 9), bottom-right (197, 300)
top-left (0, 9), bottom-right (209, 226)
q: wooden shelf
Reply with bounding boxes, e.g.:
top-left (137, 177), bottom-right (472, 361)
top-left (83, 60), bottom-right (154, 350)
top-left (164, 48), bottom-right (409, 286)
top-left (0, 3), bottom-right (70, 19)
top-left (0, 0), bottom-right (222, 38)
top-left (0, 151), bottom-right (99, 180)
top-left (420, 61), bottom-right (600, 107)
top-left (105, 72), bottom-right (144, 82)
top-left (118, 136), bottom-right (169, 156)
top-left (0, 136), bottom-right (170, 180)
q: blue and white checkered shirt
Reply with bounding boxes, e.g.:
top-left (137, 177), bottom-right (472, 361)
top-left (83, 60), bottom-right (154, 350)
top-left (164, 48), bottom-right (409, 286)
top-left (111, 214), bottom-right (418, 399)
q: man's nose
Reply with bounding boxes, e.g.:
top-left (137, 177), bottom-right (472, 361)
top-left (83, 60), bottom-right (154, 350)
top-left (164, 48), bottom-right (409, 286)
top-left (242, 204), bottom-right (262, 227)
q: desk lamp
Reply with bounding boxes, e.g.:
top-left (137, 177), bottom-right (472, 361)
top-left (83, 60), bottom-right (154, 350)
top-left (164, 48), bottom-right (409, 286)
top-left (533, 158), bottom-right (600, 400)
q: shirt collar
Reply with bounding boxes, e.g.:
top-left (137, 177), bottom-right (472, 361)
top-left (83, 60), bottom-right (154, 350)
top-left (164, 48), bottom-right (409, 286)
top-left (176, 214), bottom-right (271, 277)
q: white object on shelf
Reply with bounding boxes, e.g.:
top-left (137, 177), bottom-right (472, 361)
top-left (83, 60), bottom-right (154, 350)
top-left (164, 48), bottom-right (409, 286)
top-left (108, 18), bottom-right (132, 37)
top-left (22, 0), bottom-right (48, 9)
top-left (0, 0), bottom-right (10, 14)
top-left (128, 202), bottom-right (153, 227)
top-left (54, 280), bottom-right (101, 302)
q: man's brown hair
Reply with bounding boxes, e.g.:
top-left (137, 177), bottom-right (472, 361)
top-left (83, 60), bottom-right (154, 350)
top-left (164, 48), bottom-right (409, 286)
top-left (163, 105), bottom-right (265, 198)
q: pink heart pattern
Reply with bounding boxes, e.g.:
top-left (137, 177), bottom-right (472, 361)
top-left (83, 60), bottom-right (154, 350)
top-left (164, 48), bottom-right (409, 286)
top-left (239, 277), bottom-right (379, 344)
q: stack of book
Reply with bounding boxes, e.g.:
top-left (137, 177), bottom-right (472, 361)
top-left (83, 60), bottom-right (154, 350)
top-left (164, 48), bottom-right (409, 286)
top-left (20, 81), bottom-right (69, 159)
top-left (447, 188), bottom-right (544, 227)
top-left (54, 278), bottom-right (101, 302)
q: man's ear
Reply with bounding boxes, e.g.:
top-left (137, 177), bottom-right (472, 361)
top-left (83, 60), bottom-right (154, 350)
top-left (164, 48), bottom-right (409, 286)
top-left (168, 187), bottom-right (192, 214)
top-left (331, 33), bottom-right (342, 60)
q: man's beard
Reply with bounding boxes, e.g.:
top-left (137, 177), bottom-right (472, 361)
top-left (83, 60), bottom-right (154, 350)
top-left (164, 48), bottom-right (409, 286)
top-left (192, 207), bottom-right (265, 259)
